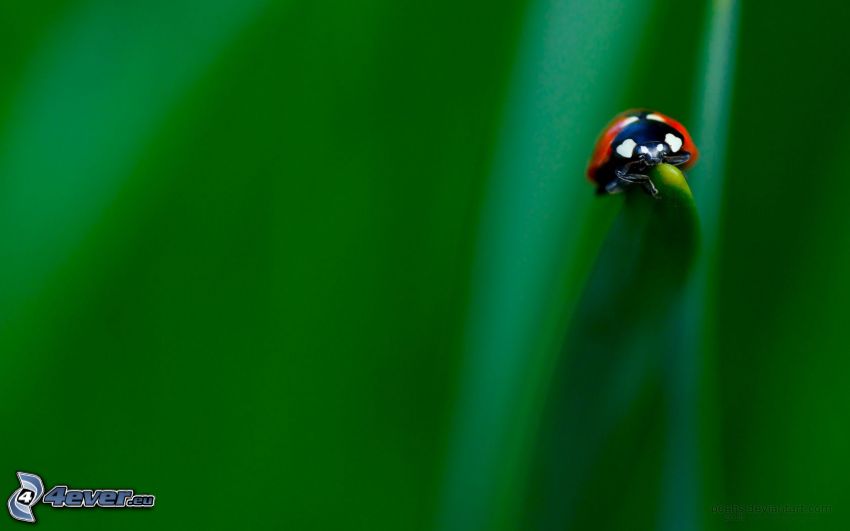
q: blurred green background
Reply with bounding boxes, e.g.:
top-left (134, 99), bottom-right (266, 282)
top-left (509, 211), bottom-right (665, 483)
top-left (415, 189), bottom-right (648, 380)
top-left (1, 0), bottom-right (849, 529)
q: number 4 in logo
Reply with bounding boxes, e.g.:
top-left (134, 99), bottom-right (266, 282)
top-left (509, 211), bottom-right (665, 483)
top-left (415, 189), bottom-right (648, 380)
top-left (17, 490), bottom-right (35, 505)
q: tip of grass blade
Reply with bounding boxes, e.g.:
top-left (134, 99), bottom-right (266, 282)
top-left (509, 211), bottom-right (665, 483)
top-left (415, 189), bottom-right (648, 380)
top-left (655, 162), bottom-right (693, 198)
top-left (622, 163), bottom-right (699, 287)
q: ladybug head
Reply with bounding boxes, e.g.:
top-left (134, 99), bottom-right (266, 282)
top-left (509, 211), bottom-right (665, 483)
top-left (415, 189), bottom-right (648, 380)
top-left (614, 133), bottom-right (689, 168)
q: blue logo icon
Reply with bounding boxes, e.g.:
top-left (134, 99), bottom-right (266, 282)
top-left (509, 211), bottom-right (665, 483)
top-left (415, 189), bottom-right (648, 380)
top-left (7, 471), bottom-right (154, 523)
top-left (7, 472), bottom-right (45, 523)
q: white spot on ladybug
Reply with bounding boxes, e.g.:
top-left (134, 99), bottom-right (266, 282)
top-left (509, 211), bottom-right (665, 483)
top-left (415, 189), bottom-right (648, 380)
top-left (657, 144), bottom-right (664, 152)
top-left (615, 138), bottom-right (637, 158)
top-left (639, 146), bottom-right (650, 154)
top-left (646, 113), bottom-right (666, 122)
top-left (665, 133), bottom-right (683, 153)
top-left (620, 116), bottom-right (640, 127)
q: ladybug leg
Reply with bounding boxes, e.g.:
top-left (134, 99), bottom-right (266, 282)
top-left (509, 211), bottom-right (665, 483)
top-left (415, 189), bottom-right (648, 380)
top-left (642, 179), bottom-right (660, 197)
top-left (627, 175), bottom-right (660, 198)
top-left (614, 164), bottom-right (645, 184)
top-left (604, 179), bottom-right (625, 194)
top-left (615, 166), bottom-right (660, 198)
top-left (604, 166), bottom-right (643, 194)
top-left (663, 152), bottom-right (691, 166)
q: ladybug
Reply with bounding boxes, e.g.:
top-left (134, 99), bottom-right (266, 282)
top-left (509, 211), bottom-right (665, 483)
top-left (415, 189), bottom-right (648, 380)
top-left (587, 109), bottom-right (698, 197)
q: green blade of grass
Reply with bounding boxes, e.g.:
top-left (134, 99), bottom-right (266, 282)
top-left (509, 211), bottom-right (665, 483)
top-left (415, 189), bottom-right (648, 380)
top-left (436, 1), bottom-right (655, 529)
top-left (660, 1), bottom-right (740, 529)
top-left (527, 164), bottom-right (699, 529)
